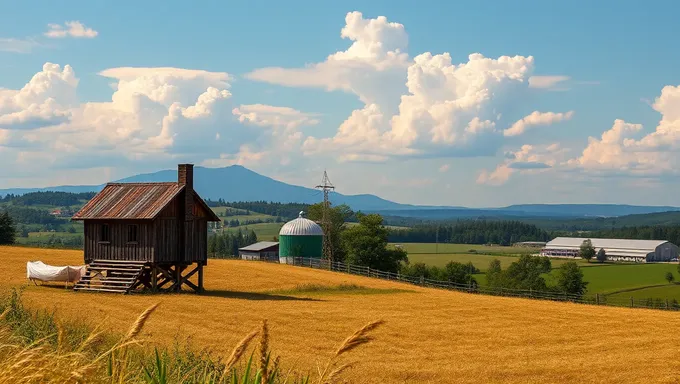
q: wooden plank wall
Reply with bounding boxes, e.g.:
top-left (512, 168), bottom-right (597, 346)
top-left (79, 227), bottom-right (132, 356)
top-left (155, 218), bottom-right (179, 263)
top-left (83, 220), bottom-right (154, 262)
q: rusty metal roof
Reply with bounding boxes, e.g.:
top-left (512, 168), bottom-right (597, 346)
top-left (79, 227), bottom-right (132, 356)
top-left (72, 183), bottom-right (183, 220)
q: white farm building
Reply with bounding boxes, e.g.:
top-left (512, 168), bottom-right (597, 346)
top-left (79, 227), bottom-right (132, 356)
top-left (540, 237), bottom-right (679, 263)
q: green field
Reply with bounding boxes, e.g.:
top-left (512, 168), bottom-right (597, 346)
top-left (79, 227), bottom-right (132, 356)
top-left (408, 253), bottom-right (594, 270)
top-left (606, 284), bottom-right (680, 302)
top-left (392, 242), bottom-right (536, 255)
top-left (222, 222), bottom-right (283, 240)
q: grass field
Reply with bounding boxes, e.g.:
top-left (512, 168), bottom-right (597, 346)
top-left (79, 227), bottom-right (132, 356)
top-left (222, 222), bottom-right (283, 240)
top-left (607, 284), bottom-right (680, 302)
top-left (392, 243), bottom-right (537, 255)
top-left (4, 246), bottom-right (680, 383)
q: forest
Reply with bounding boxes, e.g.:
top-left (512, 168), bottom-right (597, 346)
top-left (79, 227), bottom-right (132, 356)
top-left (388, 220), bottom-right (551, 245)
top-left (205, 200), bottom-right (311, 219)
top-left (571, 226), bottom-right (680, 246)
top-left (208, 229), bottom-right (258, 258)
top-left (0, 191), bottom-right (95, 206)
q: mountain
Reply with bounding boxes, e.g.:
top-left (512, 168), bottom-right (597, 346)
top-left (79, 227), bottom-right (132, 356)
top-left (1, 165), bottom-right (678, 216)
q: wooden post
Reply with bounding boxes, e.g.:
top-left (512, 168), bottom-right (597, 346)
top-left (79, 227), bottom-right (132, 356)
top-left (666, 299), bottom-right (669, 310)
top-left (596, 293), bottom-right (600, 305)
top-left (420, 276), bottom-right (424, 285)
top-left (176, 264), bottom-right (182, 292)
top-left (151, 265), bottom-right (157, 292)
top-left (630, 297), bottom-right (634, 308)
top-left (367, 266), bottom-right (370, 277)
top-left (198, 263), bottom-right (204, 293)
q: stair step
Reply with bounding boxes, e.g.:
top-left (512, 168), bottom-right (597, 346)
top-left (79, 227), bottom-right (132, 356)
top-left (74, 287), bottom-right (128, 293)
top-left (80, 276), bottom-right (136, 281)
top-left (87, 266), bottom-right (143, 272)
top-left (92, 259), bottom-right (147, 264)
top-left (76, 280), bottom-right (134, 286)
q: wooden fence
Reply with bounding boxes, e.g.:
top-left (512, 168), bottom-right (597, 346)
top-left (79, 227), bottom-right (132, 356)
top-left (217, 255), bottom-right (680, 311)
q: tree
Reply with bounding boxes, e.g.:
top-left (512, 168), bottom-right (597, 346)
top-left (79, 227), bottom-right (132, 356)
top-left (308, 203), bottom-right (354, 262)
top-left (485, 259), bottom-right (504, 288)
top-left (665, 271), bottom-right (675, 284)
top-left (0, 212), bottom-right (16, 245)
top-left (579, 239), bottom-right (596, 262)
top-left (501, 255), bottom-right (552, 291)
top-left (441, 261), bottom-right (478, 286)
top-left (342, 213), bottom-right (408, 272)
top-left (596, 248), bottom-right (607, 263)
top-left (556, 261), bottom-right (588, 298)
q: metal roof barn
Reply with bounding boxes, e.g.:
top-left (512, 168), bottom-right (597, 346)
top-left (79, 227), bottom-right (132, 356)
top-left (541, 237), bottom-right (679, 262)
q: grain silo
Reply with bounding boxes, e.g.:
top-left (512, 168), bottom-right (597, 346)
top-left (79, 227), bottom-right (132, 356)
top-left (278, 211), bottom-right (324, 264)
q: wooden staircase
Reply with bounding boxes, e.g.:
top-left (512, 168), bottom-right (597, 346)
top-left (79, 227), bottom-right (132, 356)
top-left (74, 260), bottom-right (147, 294)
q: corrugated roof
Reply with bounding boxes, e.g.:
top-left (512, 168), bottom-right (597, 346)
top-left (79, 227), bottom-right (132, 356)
top-left (279, 212), bottom-right (323, 236)
top-left (545, 237), bottom-right (668, 251)
top-left (72, 183), bottom-right (183, 220)
top-left (239, 241), bottom-right (279, 252)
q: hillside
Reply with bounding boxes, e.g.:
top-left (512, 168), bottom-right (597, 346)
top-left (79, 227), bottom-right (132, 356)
top-left (7, 246), bottom-right (680, 383)
top-left (1, 165), bottom-right (678, 216)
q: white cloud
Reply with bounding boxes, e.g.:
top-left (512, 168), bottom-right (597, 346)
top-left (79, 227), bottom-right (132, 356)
top-left (247, 11), bottom-right (562, 165)
top-left (0, 38), bottom-right (40, 53)
top-left (504, 110), bottom-right (574, 137)
top-left (232, 104), bottom-right (320, 129)
top-left (528, 75), bottom-right (570, 90)
top-left (44, 21), bottom-right (98, 39)
top-left (477, 143), bottom-right (565, 186)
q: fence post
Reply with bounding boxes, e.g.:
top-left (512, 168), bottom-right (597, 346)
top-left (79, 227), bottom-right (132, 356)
top-left (347, 263), bottom-right (350, 273)
top-left (666, 299), bottom-right (669, 310)
top-left (420, 276), bottom-right (424, 285)
top-left (397, 272), bottom-right (400, 281)
top-left (630, 297), bottom-right (634, 308)
top-left (596, 293), bottom-right (600, 305)
top-left (366, 266), bottom-right (370, 277)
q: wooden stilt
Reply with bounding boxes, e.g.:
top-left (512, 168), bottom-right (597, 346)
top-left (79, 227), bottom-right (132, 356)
top-left (175, 264), bottom-right (181, 292)
top-left (198, 263), bottom-right (204, 293)
top-left (151, 265), bottom-right (157, 292)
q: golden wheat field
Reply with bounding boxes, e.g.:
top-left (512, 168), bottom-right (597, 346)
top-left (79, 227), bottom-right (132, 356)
top-left (3, 246), bottom-right (680, 384)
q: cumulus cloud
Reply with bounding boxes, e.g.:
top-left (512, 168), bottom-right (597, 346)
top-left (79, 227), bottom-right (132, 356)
top-left (504, 110), bottom-right (574, 137)
top-left (246, 11), bottom-right (574, 165)
top-left (44, 21), bottom-right (98, 39)
top-left (0, 63), bottom-right (77, 130)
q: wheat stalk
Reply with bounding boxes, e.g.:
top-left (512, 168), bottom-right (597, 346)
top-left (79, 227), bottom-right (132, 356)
top-left (223, 329), bottom-right (259, 375)
top-left (123, 303), bottom-right (159, 343)
top-left (259, 320), bottom-right (270, 384)
top-left (316, 320), bottom-right (385, 383)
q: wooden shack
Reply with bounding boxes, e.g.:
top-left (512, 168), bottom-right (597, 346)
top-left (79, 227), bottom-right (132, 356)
top-left (71, 164), bottom-right (220, 293)
top-left (239, 241), bottom-right (279, 261)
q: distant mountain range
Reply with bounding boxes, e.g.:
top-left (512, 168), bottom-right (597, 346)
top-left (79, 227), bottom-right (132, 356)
top-left (1, 165), bottom-right (678, 218)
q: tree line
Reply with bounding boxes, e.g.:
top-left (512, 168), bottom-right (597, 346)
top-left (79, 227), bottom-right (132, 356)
top-left (0, 212), bottom-right (15, 245)
top-left (389, 220), bottom-right (551, 245)
top-left (206, 200), bottom-right (312, 220)
top-left (0, 191), bottom-right (95, 206)
top-left (208, 229), bottom-right (258, 258)
top-left (566, 226), bottom-right (680, 246)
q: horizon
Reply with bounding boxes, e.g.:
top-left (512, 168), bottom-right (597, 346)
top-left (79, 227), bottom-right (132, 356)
top-left (1, 163), bottom-right (679, 210)
top-left (1, 1), bottom-right (679, 206)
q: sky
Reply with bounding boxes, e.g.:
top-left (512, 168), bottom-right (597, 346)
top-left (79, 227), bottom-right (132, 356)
top-left (0, 0), bottom-right (679, 207)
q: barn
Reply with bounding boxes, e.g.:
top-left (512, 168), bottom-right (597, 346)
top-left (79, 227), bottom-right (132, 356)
top-left (71, 164), bottom-right (221, 293)
top-left (540, 237), bottom-right (679, 263)
top-left (238, 241), bottom-right (279, 261)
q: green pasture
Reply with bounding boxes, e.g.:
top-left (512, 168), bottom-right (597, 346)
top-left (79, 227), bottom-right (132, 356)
top-left (606, 284), bottom-right (680, 302)
top-left (221, 222), bottom-right (283, 240)
top-left (392, 242), bottom-right (536, 255)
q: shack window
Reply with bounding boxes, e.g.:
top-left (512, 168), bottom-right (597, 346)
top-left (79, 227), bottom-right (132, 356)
top-left (100, 224), bottom-right (110, 243)
top-left (127, 225), bottom-right (139, 243)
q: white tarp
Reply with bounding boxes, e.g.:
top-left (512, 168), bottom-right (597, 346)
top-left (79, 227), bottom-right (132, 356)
top-left (26, 261), bottom-right (86, 283)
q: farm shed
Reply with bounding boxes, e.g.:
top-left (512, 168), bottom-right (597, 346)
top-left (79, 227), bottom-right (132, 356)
top-left (239, 241), bottom-right (279, 261)
top-left (540, 237), bottom-right (679, 263)
top-left (71, 164), bottom-right (221, 293)
top-left (278, 212), bottom-right (323, 264)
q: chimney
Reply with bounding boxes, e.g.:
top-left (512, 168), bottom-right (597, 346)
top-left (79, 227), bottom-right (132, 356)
top-left (178, 164), bottom-right (194, 220)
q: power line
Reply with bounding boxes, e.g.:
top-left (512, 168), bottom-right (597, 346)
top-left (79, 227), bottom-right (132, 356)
top-left (316, 170), bottom-right (335, 262)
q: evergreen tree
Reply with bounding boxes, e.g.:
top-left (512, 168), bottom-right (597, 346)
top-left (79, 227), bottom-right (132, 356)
top-left (0, 212), bottom-right (16, 245)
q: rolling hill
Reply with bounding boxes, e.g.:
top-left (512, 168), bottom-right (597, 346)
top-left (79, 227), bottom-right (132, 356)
top-left (0, 165), bottom-right (678, 217)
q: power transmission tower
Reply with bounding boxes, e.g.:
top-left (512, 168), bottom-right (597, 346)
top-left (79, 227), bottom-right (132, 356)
top-left (316, 170), bottom-right (335, 262)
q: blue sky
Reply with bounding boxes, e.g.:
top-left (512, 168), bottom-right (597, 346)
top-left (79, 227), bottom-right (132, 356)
top-left (0, 0), bottom-right (679, 207)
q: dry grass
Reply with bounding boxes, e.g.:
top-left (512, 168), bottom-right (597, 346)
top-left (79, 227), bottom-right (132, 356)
top-left (3, 246), bottom-right (680, 383)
